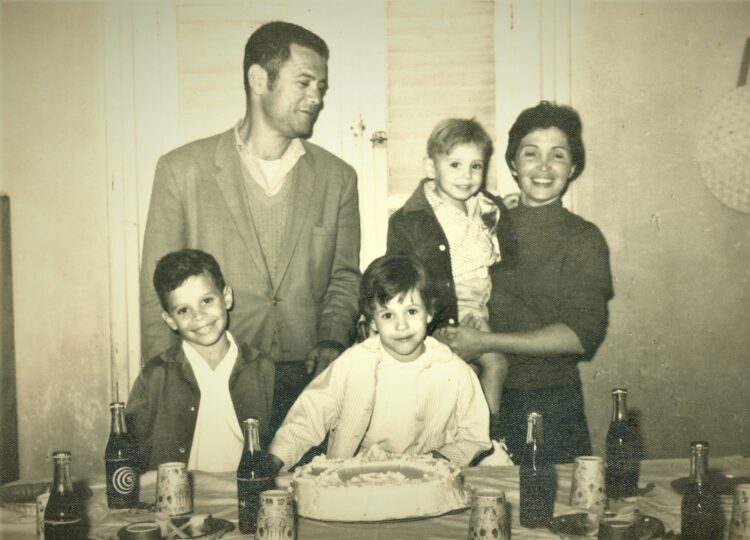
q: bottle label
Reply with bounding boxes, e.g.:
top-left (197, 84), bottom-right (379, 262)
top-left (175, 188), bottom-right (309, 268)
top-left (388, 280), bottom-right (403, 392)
top-left (109, 465), bottom-right (137, 495)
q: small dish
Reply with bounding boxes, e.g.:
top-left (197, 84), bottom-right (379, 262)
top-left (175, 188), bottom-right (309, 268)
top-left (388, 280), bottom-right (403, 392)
top-left (548, 513), bottom-right (665, 539)
top-left (117, 514), bottom-right (234, 540)
top-left (0, 480), bottom-right (93, 516)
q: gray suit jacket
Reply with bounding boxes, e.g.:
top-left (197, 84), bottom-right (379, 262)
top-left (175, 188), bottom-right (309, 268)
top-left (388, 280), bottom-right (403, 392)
top-left (139, 128), bottom-right (361, 362)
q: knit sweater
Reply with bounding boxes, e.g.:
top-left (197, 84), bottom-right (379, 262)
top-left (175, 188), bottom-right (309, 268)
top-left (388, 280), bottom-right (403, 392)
top-left (488, 200), bottom-right (613, 390)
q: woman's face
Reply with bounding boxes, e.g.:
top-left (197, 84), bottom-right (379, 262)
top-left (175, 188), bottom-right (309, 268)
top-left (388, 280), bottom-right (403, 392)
top-left (512, 127), bottom-right (575, 207)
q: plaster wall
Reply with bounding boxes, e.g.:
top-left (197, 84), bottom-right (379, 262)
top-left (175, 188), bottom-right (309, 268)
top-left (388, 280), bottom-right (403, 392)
top-left (2, 2), bottom-right (111, 478)
top-left (572, 2), bottom-right (750, 459)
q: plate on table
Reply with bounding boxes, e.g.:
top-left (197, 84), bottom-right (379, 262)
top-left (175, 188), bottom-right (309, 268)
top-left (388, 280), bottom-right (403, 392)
top-left (117, 514), bottom-right (234, 540)
top-left (0, 480), bottom-right (93, 516)
top-left (671, 470), bottom-right (750, 495)
top-left (548, 512), bottom-right (666, 539)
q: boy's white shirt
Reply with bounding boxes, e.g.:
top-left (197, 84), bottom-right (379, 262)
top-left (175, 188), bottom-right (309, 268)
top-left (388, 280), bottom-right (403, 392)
top-left (360, 345), bottom-right (429, 454)
top-left (184, 331), bottom-right (244, 472)
top-left (268, 335), bottom-right (491, 470)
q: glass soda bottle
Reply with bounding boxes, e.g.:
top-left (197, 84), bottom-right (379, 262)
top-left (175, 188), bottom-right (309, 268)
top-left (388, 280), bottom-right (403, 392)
top-left (44, 450), bottom-right (84, 539)
top-left (680, 441), bottom-right (723, 539)
top-left (605, 388), bottom-right (640, 498)
top-left (519, 411), bottom-right (555, 528)
top-left (105, 401), bottom-right (140, 509)
top-left (237, 417), bottom-right (275, 534)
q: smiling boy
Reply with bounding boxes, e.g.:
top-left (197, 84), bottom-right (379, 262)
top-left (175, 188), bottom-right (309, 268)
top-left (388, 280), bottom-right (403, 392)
top-left (268, 254), bottom-right (491, 472)
top-left (127, 249), bottom-right (273, 472)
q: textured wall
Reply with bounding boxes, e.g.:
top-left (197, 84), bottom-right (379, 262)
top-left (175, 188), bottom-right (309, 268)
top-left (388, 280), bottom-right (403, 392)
top-left (571, 2), bottom-right (750, 459)
top-left (2, 3), bottom-right (111, 478)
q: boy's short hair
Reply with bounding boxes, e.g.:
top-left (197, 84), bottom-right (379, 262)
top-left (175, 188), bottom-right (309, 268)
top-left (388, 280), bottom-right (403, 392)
top-left (505, 100), bottom-right (586, 182)
top-left (359, 254), bottom-right (435, 322)
top-left (153, 249), bottom-right (226, 311)
top-left (426, 118), bottom-right (494, 165)
top-left (243, 21), bottom-right (329, 97)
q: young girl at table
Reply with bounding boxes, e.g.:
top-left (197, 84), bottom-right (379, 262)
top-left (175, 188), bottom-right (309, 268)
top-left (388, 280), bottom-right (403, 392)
top-left (386, 118), bottom-right (514, 439)
top-left (126, 249), bottom-right (274, 472)
top-left (267, 254), bottom-right (492, 472)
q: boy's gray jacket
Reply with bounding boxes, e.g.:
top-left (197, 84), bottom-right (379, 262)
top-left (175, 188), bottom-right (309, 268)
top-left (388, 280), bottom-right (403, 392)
top-left (269, 336), bottom-right (491, 469)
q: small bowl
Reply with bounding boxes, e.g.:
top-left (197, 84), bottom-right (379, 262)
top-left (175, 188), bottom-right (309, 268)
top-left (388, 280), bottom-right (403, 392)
top-left (122, 521), bottom-right (161, 540)
top-left (0, 480), bottom-right (92, 516)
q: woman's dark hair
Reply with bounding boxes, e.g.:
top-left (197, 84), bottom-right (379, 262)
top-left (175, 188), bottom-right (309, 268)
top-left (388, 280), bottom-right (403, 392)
top-left (504, 101), bottom-right (586, 182)
top-left (153, 249), bottom-right (226, 311)
top-left (359, 254), bottom-right (435, 323)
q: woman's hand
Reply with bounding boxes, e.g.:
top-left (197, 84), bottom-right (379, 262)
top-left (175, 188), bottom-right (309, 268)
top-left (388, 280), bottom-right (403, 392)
top-left (460, 313), bottom-right (490, 331)
top-left (435, 325), bottom-right (487, 361)
top-left (502, 192), bottom-right (521, 209)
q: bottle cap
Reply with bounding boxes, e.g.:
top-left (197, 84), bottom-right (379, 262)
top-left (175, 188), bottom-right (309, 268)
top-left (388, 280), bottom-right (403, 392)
top-left (109, 402), bottom-right (126, 409)
top-left (612, 388), bottom-right (628, 395)
top-left (51, 450), bottom-right (71, 461)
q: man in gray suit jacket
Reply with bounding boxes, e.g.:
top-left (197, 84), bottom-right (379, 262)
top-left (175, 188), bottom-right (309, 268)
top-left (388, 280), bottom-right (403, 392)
top-left (139, 21), bottom-right (361, 434)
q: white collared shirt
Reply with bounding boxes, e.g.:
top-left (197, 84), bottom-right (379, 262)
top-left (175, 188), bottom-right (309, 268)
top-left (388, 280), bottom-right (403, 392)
top-left (184, 331), bottom-right (243, 472)
top-left (234, 120), bottom-right (306, 196)
top-left (424, 180), bottom-right (501, 281)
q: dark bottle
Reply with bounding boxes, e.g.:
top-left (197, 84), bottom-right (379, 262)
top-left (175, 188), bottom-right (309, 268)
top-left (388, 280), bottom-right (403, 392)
top-left (105, 401), bottom-right (140, 509)
top-left (519, 411), bottom-right (555, 528)
top-left (605, 388), bottom-right (640, 498)
top-left (680, 441), bottom-right (724, 539)
top-left (44, 450), bottom-right (84, 540)
top-left (237, 417), bottom-right (275, 535)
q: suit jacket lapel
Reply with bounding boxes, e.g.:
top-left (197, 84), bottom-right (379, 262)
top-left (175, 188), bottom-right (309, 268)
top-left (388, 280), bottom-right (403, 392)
top-left (273, 150), bottom-right (315, 291)
top-left (212, 130), bottom-right (272, 286)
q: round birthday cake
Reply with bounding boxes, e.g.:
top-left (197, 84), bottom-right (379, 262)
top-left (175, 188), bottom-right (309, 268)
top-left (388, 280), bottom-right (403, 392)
top-left (291, 446), bottom-right (468, 521)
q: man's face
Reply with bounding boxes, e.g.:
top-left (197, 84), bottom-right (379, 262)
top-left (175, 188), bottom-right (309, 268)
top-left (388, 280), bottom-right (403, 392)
top-left (259, 44), bottom-right (328, 139)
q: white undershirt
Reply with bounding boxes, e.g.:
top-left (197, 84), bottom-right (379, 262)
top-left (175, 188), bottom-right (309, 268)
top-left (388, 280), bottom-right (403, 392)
top-left (360, 346), bottom-right (428, 455)
top-left (184, 332), bottom-right (243, 472)
top-left (256, 158), bottom-right (283, 194)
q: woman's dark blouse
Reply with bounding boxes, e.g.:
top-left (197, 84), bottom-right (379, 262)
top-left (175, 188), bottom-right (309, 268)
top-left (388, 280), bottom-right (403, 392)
top-left (488, 200), bottom-right (613, 390)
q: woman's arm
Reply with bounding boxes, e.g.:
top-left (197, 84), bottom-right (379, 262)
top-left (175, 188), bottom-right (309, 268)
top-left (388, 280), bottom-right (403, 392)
top-left (435, 323), bottom-right (584, 361)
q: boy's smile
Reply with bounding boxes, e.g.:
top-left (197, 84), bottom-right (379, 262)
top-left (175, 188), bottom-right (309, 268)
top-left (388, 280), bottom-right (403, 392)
top-left (369, 289), bottom-right (432, 363)
top-left (426, 143), bottom-right (485, 212)
top-left (162, 272), bottom-right (233, 361)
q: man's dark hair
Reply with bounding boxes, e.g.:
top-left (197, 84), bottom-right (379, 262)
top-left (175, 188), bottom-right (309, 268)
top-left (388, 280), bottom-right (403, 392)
top-left (153, 249), bottom-right (226, 311)
top-left (243, 21), bottom-right (329, 97)
top-left (359, 254), bottom-right (435, 323)
top-left (505, 100), bottom-right (586, 182)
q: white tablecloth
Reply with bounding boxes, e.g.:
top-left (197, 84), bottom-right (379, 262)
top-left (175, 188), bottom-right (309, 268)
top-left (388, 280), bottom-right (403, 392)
top-left (2, 455), bottom-right (748, 539)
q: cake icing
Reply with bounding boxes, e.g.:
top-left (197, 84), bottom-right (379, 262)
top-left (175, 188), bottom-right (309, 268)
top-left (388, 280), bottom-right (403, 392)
top-left (291, 446), bottom-right (468, 521)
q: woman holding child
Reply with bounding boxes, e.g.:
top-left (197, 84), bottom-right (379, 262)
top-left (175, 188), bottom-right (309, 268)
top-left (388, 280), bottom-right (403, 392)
top-left (438, 101), bottom-right (614, 464)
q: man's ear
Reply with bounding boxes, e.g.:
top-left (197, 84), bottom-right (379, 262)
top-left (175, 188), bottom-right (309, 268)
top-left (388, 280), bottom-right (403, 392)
top-left (161, 311), bottom-right (178, 332)
top-left (248, 64), bottom-right (269, 95)
top-left (223, 285), bottom-right (234, 310)
top-left (423, 157), bottom-right (437, 179)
